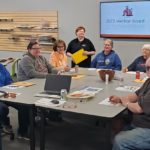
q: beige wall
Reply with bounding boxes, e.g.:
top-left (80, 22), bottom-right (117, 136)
top-left (0, 0), bottom-right (149, 68)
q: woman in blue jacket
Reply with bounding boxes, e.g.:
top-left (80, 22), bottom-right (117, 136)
top-left (0, 63), bottom-right (12, 127)
top-left (91, 39), bottom-right (122, 70)
top-left (0, 64), bottom-right (29, 140)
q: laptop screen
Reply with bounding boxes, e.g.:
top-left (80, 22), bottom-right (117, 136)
top-left (44, 74), bottom-right (71, 94)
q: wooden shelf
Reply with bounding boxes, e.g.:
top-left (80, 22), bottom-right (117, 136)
top-left (16, 25), bottom-right (36, 29)
top-left (0, 18), bottom-right (13, 22)
top-left (39, 42), bottom-right (54, 46)
top-left (0, 11), bottom-right (58, 52)
top-left (0, 28), bottom-right (14, 32)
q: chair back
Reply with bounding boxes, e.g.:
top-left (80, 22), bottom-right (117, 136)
top-left (10, 58), bottom-right (21, 80)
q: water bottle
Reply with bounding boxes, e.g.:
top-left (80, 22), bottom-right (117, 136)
top-left (60, 89), bottom-right (68, 101)
top-left (105, 74), bottom-right (109, 85)
top-left (75, 65), bottom-right (79, 73)
top-left (119, 76), bottom-right (124, 87)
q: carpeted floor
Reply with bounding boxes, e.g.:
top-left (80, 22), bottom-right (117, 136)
top-left (2, 108), bottom-right (111, 150)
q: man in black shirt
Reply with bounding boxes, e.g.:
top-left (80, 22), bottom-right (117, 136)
top-left (66, 26), bottom-right (96, 68)
top-left (110, 57), bottom-right (150, 150)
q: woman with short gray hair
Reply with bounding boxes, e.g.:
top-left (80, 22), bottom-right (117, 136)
top-left (123, 44), bottom-right (150, 72)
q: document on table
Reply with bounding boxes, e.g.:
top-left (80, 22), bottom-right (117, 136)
top-left (3, 85), bottom-right (24, 90)
top-left (115, 86), bottom-right (140, 92)
top-left (80, 86), bottom-right (103, 94)
top-left (35, 98), bottom-right (66, 107)
top-left (126, 71), bottom-right (144, 75)
top-left (99, 98), bottom-right (121, 107)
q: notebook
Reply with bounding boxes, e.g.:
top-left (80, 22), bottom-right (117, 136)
top-left (35, 74), bottom-right (71, 98)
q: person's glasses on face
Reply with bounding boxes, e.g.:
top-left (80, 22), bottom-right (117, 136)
top-left (31, 47), bottom-right (41, 50)
top-left (57, 46), bottom-right (64, 50)
top-left (146, 66), bottom-right (150, 72)
top-left (104, 44), bottom-right (111, 47)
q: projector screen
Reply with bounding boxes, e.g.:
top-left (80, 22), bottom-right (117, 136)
top-left (100, 1), bottom-right (150, 38)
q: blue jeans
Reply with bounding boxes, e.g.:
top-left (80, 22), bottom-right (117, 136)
top-left (112, 126), bottom-right (150, 150)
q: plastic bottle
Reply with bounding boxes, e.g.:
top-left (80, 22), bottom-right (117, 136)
top-left (75, 65), bottom-right (79, 73)
top-left (60, 89), bottom-right (68, 101)
top-left (105, 74), bottom-right (109, 85)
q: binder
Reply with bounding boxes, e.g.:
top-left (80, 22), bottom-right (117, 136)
top-left (71, 48), bottom-right (88, 64)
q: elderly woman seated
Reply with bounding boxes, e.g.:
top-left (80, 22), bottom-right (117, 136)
top-left (123, 44), bottom-right (150, 73)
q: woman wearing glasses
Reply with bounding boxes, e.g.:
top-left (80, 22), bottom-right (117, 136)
top-left (49, 39), bottom-right (70, 72)
top-left (17, 41), bottom-right (58, 81)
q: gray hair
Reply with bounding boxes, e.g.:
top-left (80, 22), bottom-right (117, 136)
top-left (142, 44), bottom-right (150, 51)
top-left (104, 39), bottom-right (113, 48)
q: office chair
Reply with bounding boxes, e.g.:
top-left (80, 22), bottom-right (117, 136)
top-left (10, 58), bottom-right (21, 82)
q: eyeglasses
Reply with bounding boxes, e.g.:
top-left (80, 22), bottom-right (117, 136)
top-left (104, 44), bottom-right (111, 47)
top-left (146, 66), bottom-right (150, 71)
top-left (31, 47), bottom-right (41, 50)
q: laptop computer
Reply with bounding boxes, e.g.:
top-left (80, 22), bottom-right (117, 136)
top-left (35, 74), bottom-right (72, 98)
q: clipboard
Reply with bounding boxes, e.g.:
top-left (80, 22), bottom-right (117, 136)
top-left (71, 48), bottom-right (88, 64)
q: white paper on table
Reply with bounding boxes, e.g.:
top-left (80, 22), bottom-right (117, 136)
top-left (99, 98), bottom-right (121, 106)
top-left (88, 68), bottom-right (96, 71)
top-left (116, 86), bottom-right (140, 92)
top-left (3, 85), bottom-right (24, 90)
top-left (126, 71), bottom-right (144, 75)
top-left (81, 86), bottom-right (103, 94)
top-left (35, 98), bottom-right (66, 107)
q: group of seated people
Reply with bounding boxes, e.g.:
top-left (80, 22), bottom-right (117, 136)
top-left (0, 25), bottom-right (150, 149)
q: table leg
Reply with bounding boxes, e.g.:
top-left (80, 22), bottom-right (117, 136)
top-left (29, 106), bottom-right (35, 150)
top-left (40, 108), bottom-right (45, 150)
top-left (0, 125), bottom-right (2, 150)
top-left (104, 119), bottom-right (112, 150)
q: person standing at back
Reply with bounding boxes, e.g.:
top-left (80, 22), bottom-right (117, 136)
top-left (66, 26), bottom-right (96, 68)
